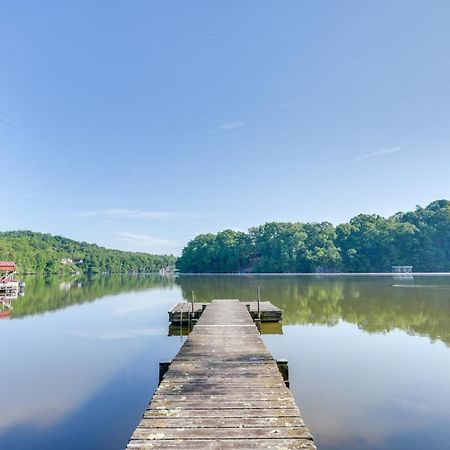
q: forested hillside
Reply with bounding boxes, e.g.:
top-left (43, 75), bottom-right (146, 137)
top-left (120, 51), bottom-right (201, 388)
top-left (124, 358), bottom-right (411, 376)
top-left (0, 231), bottom-right (176, 275)
top-left (176, 200), bottom-right (450, 273)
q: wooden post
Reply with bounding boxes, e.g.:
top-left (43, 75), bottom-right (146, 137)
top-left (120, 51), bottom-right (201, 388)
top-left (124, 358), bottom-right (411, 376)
top-left (255, 286), bottom-right (261, 331)
top-left (277, 359), bottom-right (289, 388)
top-left (189, 291), bottom-right (195, 330)
top-left (193, 295), bottom-right (197, 328)
top-left (159, 360), bottom-right (171, 384)
top-left (180, 309), bottom-right (183, 337)
top-left (188, 301), bottom-right (191, 331)
top-left (257, 286), bottom-right (261, 316)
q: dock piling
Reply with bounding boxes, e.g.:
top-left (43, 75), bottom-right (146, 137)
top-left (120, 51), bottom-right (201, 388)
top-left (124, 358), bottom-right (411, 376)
top-left (277, 358), bottom-right (290, 388)
top-left (158, 361), bottom-right (171, 385)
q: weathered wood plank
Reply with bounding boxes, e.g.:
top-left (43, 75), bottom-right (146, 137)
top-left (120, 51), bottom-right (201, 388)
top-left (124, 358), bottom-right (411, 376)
top-left (131, 427), bottom-right (313, 440)
top-left (143, 408), bottom-right (302, 419)
top-left (128, 439), bottom-right (316, 449)
top-left (149, 401), bottom-right (297, 410)
top-left (152, 392), bottom-right (297, 401)
top-left (158, 375), bottom-right (287, 383)
top-left (159, 379), bottom-right (286, 387)
top-left (157, 386), bottom-right (290, 395)
top-left (136, 417), bottom-right (306, 428)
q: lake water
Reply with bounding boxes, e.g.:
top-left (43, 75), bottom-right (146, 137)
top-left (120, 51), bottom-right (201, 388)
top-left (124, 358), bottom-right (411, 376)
top-left (1, 274), bottom-right (450, 450)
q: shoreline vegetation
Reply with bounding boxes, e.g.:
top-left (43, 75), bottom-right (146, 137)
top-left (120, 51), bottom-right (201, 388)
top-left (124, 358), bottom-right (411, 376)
top-left (1, 200), bottom-right (449, 275)
top-left (0, 231), bottom-right (176, 275)
top-left (177, 200), bottom-right (450, 273)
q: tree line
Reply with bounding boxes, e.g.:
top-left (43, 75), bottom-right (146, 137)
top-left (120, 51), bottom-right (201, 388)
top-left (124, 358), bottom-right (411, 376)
top-left (0, 231), bottom-right (176, 275)
top-left (176, 200), bottom-right (450, 273)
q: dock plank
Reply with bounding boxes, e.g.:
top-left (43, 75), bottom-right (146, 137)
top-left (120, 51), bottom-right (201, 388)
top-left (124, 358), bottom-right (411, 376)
top-left (136, 417), bottom-right (306, 428)
top-left (127, 300), bottom-right (315, 449)
top-left (128, 440), bottom-right (316, 449)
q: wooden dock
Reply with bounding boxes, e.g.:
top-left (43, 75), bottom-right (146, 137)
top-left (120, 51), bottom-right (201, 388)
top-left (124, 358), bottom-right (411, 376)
top-left (169, 300), bottom-right (282, 324)
top-left (128, 299), bottom-right (315, 449)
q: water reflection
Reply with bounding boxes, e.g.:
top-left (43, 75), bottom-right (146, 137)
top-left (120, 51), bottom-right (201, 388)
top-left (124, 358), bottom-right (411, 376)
top-left (176, 275), bottom-right (450, 346)
top-left (1, 274), bottom-right (450, 450)
top-left (8, 274), bottom-right (175, 318)
top-left (0, 282), bottom-right (181, 450)
top-left (9, 274), bottom-right (450, 348)
top-left (0, 295), bottom-right (16, 319)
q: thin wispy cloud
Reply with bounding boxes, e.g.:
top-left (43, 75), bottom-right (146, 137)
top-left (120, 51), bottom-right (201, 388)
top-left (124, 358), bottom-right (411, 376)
top-left (280, 100), bottom-right (295, 109)
top-left (208, 120), bottom-right (244, 134)
top-left (117, 231), bottom-right (179, 254)
top-left (220, 120), bottom-right (244, 131)
top-left (355, 146), bottom-right (402, 162)
top-left (79, 209), bottom-right (209, 220)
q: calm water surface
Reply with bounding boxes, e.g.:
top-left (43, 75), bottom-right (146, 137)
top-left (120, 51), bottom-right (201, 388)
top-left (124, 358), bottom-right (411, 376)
top-left (1, 274), bottom-right (450, 450)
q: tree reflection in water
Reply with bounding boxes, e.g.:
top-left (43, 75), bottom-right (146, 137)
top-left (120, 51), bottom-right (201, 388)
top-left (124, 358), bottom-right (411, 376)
top-left (176, 275), bottom-right (450, 346)
top-left (8, 274), bottom-right (450, 347)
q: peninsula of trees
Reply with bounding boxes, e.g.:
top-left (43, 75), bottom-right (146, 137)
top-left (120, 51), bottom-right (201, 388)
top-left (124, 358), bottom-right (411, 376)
top-left (176, 200), bottom-right (450, 273)
top-left (0, 231), bottom-right (176, 275)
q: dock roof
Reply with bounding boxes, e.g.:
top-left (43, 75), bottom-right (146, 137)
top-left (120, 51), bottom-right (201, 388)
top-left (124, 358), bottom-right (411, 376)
top-left (0, 262), bottom-right (16, 271)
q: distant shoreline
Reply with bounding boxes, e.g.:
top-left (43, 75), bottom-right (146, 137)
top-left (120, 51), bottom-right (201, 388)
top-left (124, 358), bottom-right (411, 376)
top-left (176, 272), bottom-right (450, 276)
top-left (17, 271), bottom-right (450, 277)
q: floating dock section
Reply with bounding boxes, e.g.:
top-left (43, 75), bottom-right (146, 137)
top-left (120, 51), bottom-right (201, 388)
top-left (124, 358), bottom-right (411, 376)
top-left (127, 299), bottom-right (315, 449)
top-left (169, 300), bottom-right (282, 324)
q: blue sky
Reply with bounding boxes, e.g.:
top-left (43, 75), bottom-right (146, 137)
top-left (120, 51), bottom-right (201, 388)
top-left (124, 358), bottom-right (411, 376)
top-left (1, 1), bottom-right (449, 255)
